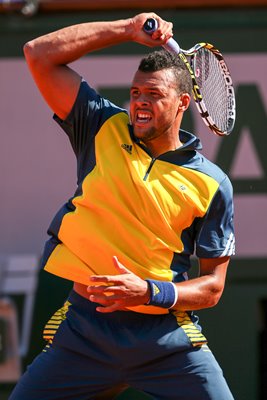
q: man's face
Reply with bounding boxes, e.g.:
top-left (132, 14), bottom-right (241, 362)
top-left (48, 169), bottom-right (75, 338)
top-left (129, 69), bottom-right (181, 144)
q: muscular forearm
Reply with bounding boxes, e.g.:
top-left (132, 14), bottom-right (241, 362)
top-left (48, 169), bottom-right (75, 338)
top-left (171, 257), bottom-right (229, 311)
top-left (23, 13), bottom-right (173, 119)
top-left (23, 19), bottom-right (136, 119)
top-left (23, 12), bottom-right (172, 67)
top-left (172, 275), bottom-right (224, 311)
top-left (24, 19), bottom-right (134, 67)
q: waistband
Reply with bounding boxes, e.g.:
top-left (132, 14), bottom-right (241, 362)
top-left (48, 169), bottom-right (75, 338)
top-left (72, 282), bottom-right (169, 315)
top-left (69, 289), bottom-right (171, 325)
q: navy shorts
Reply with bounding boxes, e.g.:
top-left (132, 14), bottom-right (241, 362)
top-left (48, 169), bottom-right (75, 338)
top-left (9, 290), bottom-right (234, 400)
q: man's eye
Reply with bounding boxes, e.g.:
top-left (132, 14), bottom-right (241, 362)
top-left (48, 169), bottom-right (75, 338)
top-left (150, 91), bottom-right (160, 97)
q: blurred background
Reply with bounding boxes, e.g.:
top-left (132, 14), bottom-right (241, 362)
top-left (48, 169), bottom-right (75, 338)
top-left (0, 1), bottom-right (267, 399)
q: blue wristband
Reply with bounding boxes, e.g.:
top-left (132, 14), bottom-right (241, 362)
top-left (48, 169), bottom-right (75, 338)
top-left (146, 279), bottom-right (177, 309)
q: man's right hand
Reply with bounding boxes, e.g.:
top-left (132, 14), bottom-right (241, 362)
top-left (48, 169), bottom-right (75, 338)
top-left (130, 13), bottom-right (173, 48)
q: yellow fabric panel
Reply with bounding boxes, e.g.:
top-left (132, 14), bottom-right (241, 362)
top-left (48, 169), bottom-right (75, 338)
top-left (172, 310), bottom-right (207, 347)
top-left (43, 300), bottom-right (70, 343)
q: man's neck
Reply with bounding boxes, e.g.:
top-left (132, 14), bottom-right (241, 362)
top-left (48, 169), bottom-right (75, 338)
top-left (143, 135), bottom-right (183, 158)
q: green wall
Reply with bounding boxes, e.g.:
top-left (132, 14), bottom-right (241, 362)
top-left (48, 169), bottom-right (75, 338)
top-left (1, 8), bottom-right (267, 57)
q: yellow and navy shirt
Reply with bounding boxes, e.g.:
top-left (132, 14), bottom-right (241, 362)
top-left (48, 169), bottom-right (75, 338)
top-left (41, 80), bottom-right (235, 314)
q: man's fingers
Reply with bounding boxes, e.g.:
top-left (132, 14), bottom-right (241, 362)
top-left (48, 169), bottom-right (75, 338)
top-left (87, 284), bottom-right (108, 293)
top-left (89, 295), bottom-right (125, 313)
top-left (95, 301), bottom-right (125, 313)
top-left (112, 256), bottom-right (132, 274)
top-left (89, 256), bottom-right (131, 284)
top-left (89, 293), bottom-right (116, 305)
top-left (87, 285), bottom-right (127, 295)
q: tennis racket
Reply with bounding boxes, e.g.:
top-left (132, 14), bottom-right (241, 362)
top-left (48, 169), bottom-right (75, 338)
top-left (143, 18), bottom-right (236, 136)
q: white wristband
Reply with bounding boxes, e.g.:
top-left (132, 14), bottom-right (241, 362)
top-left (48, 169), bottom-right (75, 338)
top-left (170, 283), bottom-right (179, 308)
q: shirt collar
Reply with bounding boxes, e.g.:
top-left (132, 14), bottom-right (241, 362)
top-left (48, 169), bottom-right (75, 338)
top-left (128, 125), bottom-right (202, 153)
top-left (179, 129), bottom-right (202, 152)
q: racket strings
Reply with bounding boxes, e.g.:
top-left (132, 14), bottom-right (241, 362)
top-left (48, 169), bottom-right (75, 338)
top-left (193, 48), bottom-right (230, 132)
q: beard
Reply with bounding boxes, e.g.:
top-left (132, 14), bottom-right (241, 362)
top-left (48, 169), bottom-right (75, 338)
top-left (132, 124), bottom-right (159, 143)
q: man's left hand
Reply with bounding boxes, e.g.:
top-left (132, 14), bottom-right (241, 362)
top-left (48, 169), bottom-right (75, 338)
top-left (87, 256), bottom-right (150, 313)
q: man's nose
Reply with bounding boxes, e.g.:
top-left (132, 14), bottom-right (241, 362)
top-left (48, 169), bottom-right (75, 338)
top-left (136, 94), bottom-right (150, 105)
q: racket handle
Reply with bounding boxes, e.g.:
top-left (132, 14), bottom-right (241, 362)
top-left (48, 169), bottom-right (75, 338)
top-left (143, 18), bottom-right (180, 53)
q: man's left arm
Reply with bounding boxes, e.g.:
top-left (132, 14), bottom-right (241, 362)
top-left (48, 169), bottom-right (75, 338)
top-left (86, 255), bottom-right (230, 313)
top-left (170, 256), bottom-right (230, 311)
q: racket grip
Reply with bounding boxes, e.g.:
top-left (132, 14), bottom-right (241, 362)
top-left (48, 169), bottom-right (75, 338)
top-left (143, 18), bottom-right (180, 53)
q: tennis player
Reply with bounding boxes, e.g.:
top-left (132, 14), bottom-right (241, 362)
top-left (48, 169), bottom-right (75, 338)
top-left (10, 12), bottom-right (235, 400)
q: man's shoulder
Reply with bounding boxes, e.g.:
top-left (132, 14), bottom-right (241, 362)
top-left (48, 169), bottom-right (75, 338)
top-left (194, 151), bottom-right (231, 186)
top-left (79, 79), bottom-right (127, 115)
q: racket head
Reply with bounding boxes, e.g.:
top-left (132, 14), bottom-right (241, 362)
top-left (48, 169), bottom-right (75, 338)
top-left (143, 18), bottom-right (236, 136)
top-left (185, 43), bottom-right (236, 136)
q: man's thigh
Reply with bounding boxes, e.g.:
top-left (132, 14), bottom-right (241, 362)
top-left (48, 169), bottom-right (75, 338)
top-left (128, 345), bottom-right (235, 400)
top-left (9, 345), bottom-right (124, 400)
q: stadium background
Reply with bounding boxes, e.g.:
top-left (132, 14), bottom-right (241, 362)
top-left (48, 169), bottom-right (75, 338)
top-left (0, 1), bottom-right (267, 399)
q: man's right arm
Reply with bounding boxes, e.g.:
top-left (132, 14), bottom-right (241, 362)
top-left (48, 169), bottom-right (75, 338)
top-left (23, 13), bottom-right (173, 120)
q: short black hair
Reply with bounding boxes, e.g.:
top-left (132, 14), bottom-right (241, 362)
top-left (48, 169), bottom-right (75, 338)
top-left (138, 49), bottom-right (193, 95)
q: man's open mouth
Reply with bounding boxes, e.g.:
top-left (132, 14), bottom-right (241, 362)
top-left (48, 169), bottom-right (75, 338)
top-left (136, 112), bottom-right (152, 124)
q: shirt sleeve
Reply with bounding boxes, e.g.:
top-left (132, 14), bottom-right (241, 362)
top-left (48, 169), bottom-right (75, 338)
top-left (195, 175), bottom-right (235, 258)
top-left (53, 79), bottom-right (126, 157)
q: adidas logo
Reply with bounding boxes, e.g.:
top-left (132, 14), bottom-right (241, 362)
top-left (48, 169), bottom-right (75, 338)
top-left (121, 144), bottom-right (133, 154)
top-left (152, 283), bottom-right (160, 296)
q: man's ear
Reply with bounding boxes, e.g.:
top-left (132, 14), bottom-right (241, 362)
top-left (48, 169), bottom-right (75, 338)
top-left (178, 93), bottom-right (191, 112)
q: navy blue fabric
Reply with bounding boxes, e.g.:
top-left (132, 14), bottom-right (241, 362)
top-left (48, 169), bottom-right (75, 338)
top-left (9, 290), bottom-right (234, 400)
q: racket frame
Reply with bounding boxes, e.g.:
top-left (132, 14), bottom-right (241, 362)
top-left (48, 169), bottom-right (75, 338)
top-left (143, 18), bottom-right (236, 136)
